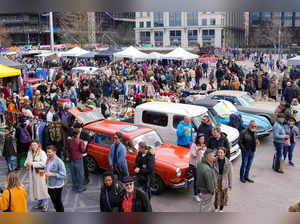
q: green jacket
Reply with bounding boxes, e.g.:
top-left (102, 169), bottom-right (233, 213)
top-left (196, 159), bottom-right (217, 194)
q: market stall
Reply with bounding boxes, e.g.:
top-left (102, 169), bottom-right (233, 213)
top-left (113, 46), bottom-right (148, 61)
top-left (56, 47), bottom-right (90, 57)
top-left (162, 47), bottom-right (198, 60)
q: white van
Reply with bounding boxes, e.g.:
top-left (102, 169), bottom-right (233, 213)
top-left (134, 102), bottom-right (240, 161)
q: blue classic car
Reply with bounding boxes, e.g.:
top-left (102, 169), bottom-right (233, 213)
top-left (190, 99), bottom-right (273, 137)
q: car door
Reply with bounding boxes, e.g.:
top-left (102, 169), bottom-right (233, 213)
top-left (88, 132), bottom-right (112, 170)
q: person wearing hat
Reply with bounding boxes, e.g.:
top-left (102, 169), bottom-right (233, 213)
top-left (283, 81), bottom-right (296, 104)
top-left (108, 132), bottom-right (129, 179)
top-left (118, 176), bottom-right (152, 212)
top-left (134, 141), bottom-right (155, 200)
top-left (2, 126), bottom-right (16, 172)
top-left (283, 117), bottom-right (299, 166)
top-left (196, 148), bottom-right (217, 212)
top-left (273, 113), bottom-right (289, 173)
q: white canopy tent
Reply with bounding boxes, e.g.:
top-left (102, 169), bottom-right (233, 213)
top-left (163, 47), bottom-right (198, 60)
top-left (287, 55), bottom-right (300, 66)
top-left (145, 52), bottom-right (165, 60)
top-left (57, 47), bottom-right (90, 57)
top-left (113, 46), bottom-right (148, 61)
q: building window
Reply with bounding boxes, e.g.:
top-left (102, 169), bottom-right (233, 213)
top-left (188, 30), bottom-right (198, 47)
top-left (295, 12), bottom-right (300, 27)
top-left (262, 12), bottom-right (271, 26)
top-left (273, 12), bottom-right (282, 26)
top-left (202, 29), bottom-right (215, 47)
top-left (146, 21), bottom-right (151, 28)
top-left (169, 30), bottom-right (181, 46)
top-left (139, 21), bottom-right (144, 28)
top-left (154, 31), bottom-right (164, 47)
top-left (140, 31), bottom-right (151, 44)
top-left (202, 18), bottom-right (207, 26)
top-left (187, 11), bottom-right (198, 26)
top-left (210, 18), bottom-right (216, 25)
top-left (251, 12), bottom-right (260, 26)
top-left (154, 12), bottom-right (164, 27)
top-left (169, 12), bottom-right (181, 26)
top-left (284, 12), bottom-right (293, 27)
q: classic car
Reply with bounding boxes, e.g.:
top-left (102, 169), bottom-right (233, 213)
top-left (192, 90), bottom-right (300, 125)
top-left (190, 99), bottom-right (273, 137)
top-left (68, 107), bottom-right (193, 195)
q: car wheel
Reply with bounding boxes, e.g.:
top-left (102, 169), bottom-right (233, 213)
top-left (150, 174), bottom-right (165, 195)
top-left (85, 155), bottom-right (100, 173)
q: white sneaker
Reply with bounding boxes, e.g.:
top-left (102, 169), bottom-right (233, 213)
top-left (193, 195), bottom-right (201, 202)
top-left (215, 209), bottom-right (219, 212)
top-left (219, 210), bottom-right (224, 212)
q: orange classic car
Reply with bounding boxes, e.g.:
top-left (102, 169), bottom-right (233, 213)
top-left (69, 107), bottom-right (193, 194)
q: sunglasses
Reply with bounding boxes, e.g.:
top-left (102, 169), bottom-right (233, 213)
top-left (124, 182), bottom-right (134, 187)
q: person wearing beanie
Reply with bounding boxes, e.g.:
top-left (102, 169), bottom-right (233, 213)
top-left (196, 148), bottom-right (217, 212)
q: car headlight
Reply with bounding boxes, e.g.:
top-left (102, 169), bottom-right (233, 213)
top-left (176, 168), bottom-right (182, 177)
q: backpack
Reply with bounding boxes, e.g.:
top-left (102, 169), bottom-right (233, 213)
top-left (49, 123), bottom-right (62, 143)
top-left (19, 126), bottom-right (31, 144)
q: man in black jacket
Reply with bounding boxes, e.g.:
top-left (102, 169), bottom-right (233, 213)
top-left (100, 171), bottom-right (122, 212)
top-left (119, 176), bottom-right (152, 212)
top-left (239, 120), bottom-right (257, 183)
top-left (134, 142), bottom-right (155, 200)
top-left (283, 82), bottom-right (296, 104)
top-left (207, 127), bottom-right (230, 159)
top-left (197, 115), bottom-right (213, 142)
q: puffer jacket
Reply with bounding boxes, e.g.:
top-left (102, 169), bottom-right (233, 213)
top-left (196, 159), bottom-right (217, 194)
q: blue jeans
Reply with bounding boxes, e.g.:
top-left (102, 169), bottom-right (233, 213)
top-left (273, 142), bottom-right (284, 171)
top-left (70, 158), bottom-right (85, 192)
top-left (283, 142), bottom-right (296, 162)
top-left (189, 164), bottom-right (198, 195)
top-left (38, 199), bottom-right (49, 208)
top-left (7, 156), bottom-right (16, 172)
top-left (240, 151), bottom-right (255, 179)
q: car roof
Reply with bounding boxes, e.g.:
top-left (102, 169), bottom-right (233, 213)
top-left (84, 120), bottom-right (153, 139)
top-left (136, 102), bottom-right (208, 117)
top-left (209, 90), bottom-right (247, 97)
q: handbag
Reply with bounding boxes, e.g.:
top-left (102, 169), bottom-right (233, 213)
top-left (3, 190), bottom-right (11, 212)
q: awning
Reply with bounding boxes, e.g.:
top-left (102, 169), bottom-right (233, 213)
top-left (0, 64), bottom-right (21, 78)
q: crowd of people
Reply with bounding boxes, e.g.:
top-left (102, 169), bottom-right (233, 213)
top-left (0, 50), bottom-right (299, 212)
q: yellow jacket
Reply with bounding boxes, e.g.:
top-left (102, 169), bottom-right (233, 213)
top-left (0, 186), bottom-right (28, 212)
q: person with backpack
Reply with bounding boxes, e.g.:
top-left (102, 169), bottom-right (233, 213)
top-left (48, 116), bottom-right (63, 159)
top-left (15, 117), bottom-right (32, 170)
top-left (100, 171), bottom-right (122, 212)
top-left (2, 127), bottom-right (17, 173)
top-left (0, 172), bottom-right (28, 212)
top-left (134, 142), bottom-right (155, 200)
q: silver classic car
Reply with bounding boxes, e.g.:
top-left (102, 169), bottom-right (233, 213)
top-left (188, 90), bottom-right (300, 125)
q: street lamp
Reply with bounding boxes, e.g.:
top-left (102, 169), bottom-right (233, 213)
top-left (42, 12), bottom-right (55, 52)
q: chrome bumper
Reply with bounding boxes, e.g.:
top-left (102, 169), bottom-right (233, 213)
top-left (230, 144), bottom-right (241, 161)
top-left (257, 128), bottom-right (273, 137)
top-left (170, 176), bottom-right (194, 189)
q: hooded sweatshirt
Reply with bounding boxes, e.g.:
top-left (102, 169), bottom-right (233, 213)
top-left (176, 120), bottom-right (193, 146)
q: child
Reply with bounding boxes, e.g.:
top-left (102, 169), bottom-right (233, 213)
top-left (2, 127), bottom-right (16, 172)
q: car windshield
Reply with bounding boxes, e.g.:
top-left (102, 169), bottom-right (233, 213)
top-left (213, 101), bottom-right (237, 117)
top-left (239, 94), bottom-right (256, 106)
top-left (132, 130), bottom-right (163, 151)
top-left (192, 111), bottom-right (217, 129)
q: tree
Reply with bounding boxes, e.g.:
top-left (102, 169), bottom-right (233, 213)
top-left (56, 12), bottom-right (102, 45)
top-left (0, 22), bottom-right (12, 47)
top-left (250, 21), bottom-right (293, 48)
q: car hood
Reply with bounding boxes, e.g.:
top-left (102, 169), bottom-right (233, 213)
top-left (246, 101), bottom-right (278, 113)
top-left (154, 144), bottom-right (190, 169)
top-left (236, 112), bottom-right (272, 130)
top-left (219, 124), bottom-right (239, 143)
